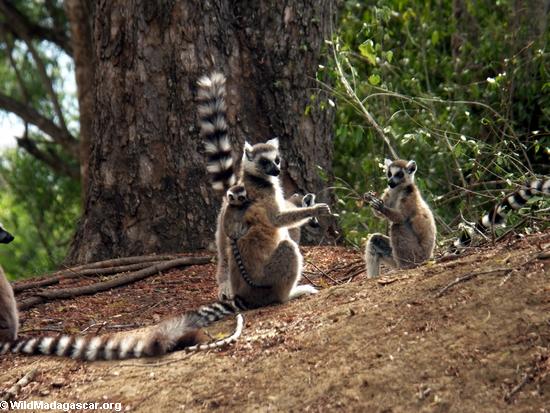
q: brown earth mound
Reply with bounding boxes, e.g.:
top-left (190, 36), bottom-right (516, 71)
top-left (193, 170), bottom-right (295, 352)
top-left (1, 231), bottom-right (549, 412)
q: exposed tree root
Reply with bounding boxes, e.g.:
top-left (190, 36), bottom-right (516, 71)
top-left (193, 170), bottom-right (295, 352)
top-left (17, 256), bottom-right (212, 310)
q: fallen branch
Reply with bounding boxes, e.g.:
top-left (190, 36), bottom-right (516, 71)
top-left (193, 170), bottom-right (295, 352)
top-left (17, 256), bottom-right (212, 311)
top-left (504, 372), bottom-right (532, 403)
top-left (13, 260), bottom-right (164, 293)
top-left (436, 268), bottom-right (512, 298)
top-left (12, 277), bottom-right (60, 293)
top-left (1, 368), bottom-right (38, 401)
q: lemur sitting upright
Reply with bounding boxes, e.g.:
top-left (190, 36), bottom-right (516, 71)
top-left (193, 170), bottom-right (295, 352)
top-left (0, 223), bottom-right (18, 341)
top-left (364, 159), bottom-right (436, 277)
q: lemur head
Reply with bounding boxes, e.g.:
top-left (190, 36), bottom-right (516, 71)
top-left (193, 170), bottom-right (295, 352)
top-left (226, 184), bottom-right (248, 206)
top-left (0, 223), bottom-right (14, 244)
top-left (384, 158), bottom-right (417, 189)
top-left (242, 138), bottom-right (281, 178)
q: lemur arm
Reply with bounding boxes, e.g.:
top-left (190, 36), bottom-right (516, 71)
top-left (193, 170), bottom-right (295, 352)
top-left (270, 204), bottom-right (330, 228)
top-left (367, 195), bottom-right (406, 224)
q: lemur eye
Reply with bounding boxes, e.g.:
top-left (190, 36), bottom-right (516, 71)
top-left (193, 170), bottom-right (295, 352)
top-left (228, 194), bottom-right (234, 201)
top-left (395, 170), bottom-right (404, 178)
top-left (275, 156), bottom-right (280, 165)
top-left (238, 196), bottom-right (245, 202)
top-left (387, 171), bottom-right (392, 178)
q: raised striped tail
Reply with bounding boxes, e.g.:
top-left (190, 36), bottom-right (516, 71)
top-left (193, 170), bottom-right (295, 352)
top-left (230, 238), bottom-right (270, 289)
top-left (452, 178), bottom-right (550, 251)
top-left (0, 300), bottom-right (247, 361)
top-left (197, 72), bottom-right (236, 193)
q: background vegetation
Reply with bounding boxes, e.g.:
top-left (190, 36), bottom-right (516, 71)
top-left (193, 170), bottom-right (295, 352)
top-left (0, 0), bottom-right (549, 277)
top-left (326, 0), bottom-right (549, 247)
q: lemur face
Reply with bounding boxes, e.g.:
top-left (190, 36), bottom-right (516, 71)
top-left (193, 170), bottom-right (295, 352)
top-left (0, 224), bottom-right (14, 244)
top-left (227, 185), bottom-right (248, 206)
top-left (242, 138), bottom-right (281, 178)
top-left (384, 159), bottom-right (417, 189)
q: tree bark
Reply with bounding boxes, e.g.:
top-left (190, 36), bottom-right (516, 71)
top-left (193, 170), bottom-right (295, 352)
top-left (64, 0), bottom-right (96, 197)
top-left (66, 0), bottom-right (335, 264)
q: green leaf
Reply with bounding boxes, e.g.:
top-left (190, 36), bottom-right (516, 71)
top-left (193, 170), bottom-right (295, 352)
top-left (359, 40), bottom-right (376, 65)
top-left (368, 74), bottom-right (381, 85)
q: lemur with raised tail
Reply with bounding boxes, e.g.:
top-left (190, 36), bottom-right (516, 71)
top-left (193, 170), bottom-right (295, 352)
top-left (0, 224), bottom-right (17, 342)
top-left (224, 139), bottom-right (330, 304)
top-left (197, 72), bottom-right (330, 302)
top-left (364, 159), bottom-right (436, 277)
top-left (453, 178), bottom-right (550, 251)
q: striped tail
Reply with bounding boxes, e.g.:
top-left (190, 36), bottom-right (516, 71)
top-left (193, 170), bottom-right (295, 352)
top-left (453, 178), bottom-right (550, 250)
top-left (230, 238), bottom-right (270, 289)
top-left (197, 72), bottom-right (236, 193)
top-left (0, 300), bottom-right (248, 361)
top-left (302, 193), bottom-right (320, 228)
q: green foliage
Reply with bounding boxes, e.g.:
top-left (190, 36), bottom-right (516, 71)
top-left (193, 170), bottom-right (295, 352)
top-left (325, 0), bottom-right (550, 247)
top-left (0, 148), bottom-right (80, 279)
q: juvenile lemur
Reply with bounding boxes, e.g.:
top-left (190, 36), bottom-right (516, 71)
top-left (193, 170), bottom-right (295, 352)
top-left (453, 178), bottom-right (550, 251)
top-left (0, 224), bottom-right (17, 341)
top-left (197, 72), bottom-right (330, 303)
top-left (364, 159), bottom-right (436, 277)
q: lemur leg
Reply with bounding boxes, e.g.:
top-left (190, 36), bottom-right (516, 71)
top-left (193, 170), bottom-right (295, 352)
top-left (365, 233), bottom-right (395, 278)
top-left (263, 240), bottom-right (316, 302)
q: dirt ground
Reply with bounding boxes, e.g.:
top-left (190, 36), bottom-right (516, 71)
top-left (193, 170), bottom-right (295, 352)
top-left (1, 231), bottom-right (549, 413)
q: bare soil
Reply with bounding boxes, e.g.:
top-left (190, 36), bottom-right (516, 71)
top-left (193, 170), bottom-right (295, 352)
top-left (1, 231), bottom-right (549, 413)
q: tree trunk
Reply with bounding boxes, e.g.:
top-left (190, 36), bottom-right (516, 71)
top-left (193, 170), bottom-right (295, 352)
top-left (66, 0), bottom-right (335, 264)
top-left (64, 0), bottom-right (95, 198)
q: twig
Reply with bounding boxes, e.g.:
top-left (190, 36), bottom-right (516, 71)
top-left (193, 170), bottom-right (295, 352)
top-left (300, 272), bottom-right (319, 288)
top-left (504, 372), bottom-right (532, 403)
top-left (17, 256), bottom-right (212, 311)
top-left (1, 368), bottom-right (38, 401)
top-left (436, 268), bottom-right (512, 297)
top-left (305, 259), bottom-right (341, 284)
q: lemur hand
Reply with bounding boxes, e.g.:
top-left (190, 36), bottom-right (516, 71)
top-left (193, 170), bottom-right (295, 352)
top-left (368, 196), bottom-right (385, 213)
top-left (363, 191), bottom-right (377, 202)
top-left (314, 203), bottom-right (331, 216)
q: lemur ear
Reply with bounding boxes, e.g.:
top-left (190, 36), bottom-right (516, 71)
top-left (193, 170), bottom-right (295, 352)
top-left (406, 160), bottom-right (417, 174)
top-left (384, 158), bottom-right (393, 170)
top-left (266, 138), bottom-right (279, 149)
top-left (244, 141), bottom-right (254, 161)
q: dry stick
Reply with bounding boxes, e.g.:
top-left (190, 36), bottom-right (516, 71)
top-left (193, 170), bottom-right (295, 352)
top-left (305, 260), bottom-right (341, 285)
top-left (436, 268), bottom-right (512, 298)
top-left (17, 256), bottom-right (212, 311)
top-left (300, 271), bottom-right (319, 288)
top-left (12, 277), bottom-right (60, 293)
top-left (504, 372), bottom-right (532, 403)
top-left (13, 261), bottom-right (164, 293)
top-left (13, 255), bottom-right (188, 293)
top-left (1, 368), bottom-right (38, 401)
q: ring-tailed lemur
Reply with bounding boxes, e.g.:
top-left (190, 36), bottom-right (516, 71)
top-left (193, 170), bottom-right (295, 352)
top-left (452, 178), bottom-right (550, 251)
top-left (0, 307), bottom-right (245, 360)
top-left (198, 72), bottom-right (330, 302)
top-left (0, 224), bottom-right (18, 342)
top-left (364, 159), bottom-right (436, 277)
top-left (286, 192), bottom-right (321, 243)
top-left (224, 186), bottom-right (321, 290)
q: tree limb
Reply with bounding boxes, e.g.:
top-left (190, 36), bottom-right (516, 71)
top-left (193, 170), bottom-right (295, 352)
top-left (16, 136), bottom-right (80, 179)
top-left (0, 0), bottom-right (72, 55)
top-left (0, 92), bottom-right (78, 157)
